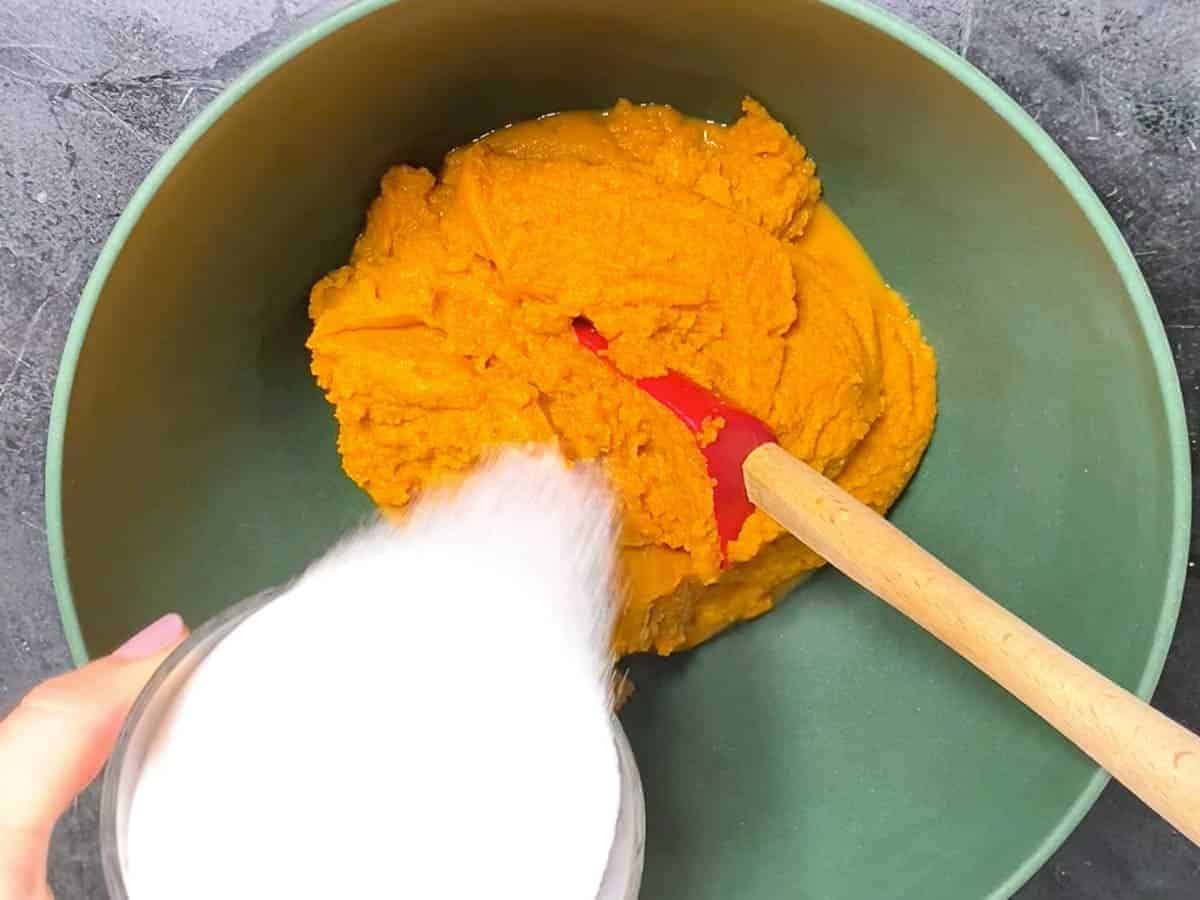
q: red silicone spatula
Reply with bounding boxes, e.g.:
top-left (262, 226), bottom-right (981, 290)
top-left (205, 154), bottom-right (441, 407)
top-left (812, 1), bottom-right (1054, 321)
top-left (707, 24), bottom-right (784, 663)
top-left (574, 318), bottom-right (1200, 845)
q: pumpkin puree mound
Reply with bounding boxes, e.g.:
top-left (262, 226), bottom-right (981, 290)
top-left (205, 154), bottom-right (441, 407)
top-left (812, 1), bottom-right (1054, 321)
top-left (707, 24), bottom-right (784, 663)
top-left (308, 99), bottom-right (937, 656)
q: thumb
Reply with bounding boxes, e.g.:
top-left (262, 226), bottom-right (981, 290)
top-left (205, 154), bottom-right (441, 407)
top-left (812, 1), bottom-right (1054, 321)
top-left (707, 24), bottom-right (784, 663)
top-left (0, 613), bottom-right (188, 898)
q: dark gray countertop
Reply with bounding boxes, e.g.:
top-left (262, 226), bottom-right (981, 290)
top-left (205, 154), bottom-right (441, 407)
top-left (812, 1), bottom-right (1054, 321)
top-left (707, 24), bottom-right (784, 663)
top-left (1, 0), bottom-right (1197, 896)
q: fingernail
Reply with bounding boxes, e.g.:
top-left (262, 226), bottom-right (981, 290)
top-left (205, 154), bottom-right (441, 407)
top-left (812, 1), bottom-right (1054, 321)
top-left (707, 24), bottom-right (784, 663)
top-left (113, 613), bottom-right (186, 660)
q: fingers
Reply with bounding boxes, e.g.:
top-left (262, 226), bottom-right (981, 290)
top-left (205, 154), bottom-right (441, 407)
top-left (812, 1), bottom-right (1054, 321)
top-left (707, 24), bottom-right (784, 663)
top-left (0, 613), bottom-right (187, 897)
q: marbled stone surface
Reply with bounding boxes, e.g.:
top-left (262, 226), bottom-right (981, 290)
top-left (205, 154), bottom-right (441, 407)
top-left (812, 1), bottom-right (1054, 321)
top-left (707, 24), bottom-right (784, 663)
top-left (1, 1), bottom-right (1196, 896)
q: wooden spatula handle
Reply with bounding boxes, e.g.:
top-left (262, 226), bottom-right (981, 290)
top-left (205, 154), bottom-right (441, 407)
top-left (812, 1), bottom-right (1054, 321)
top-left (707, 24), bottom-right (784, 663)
top-left (744, 441), bottom-right (1200, 845)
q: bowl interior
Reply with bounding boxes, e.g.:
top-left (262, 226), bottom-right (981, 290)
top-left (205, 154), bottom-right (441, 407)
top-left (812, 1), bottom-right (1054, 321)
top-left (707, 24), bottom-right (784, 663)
top-left (51, 1), bottom-right (1187, 898)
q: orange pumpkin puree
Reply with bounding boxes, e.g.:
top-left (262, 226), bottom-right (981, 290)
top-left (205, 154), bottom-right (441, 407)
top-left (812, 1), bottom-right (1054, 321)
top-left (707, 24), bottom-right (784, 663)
top-left (308, 99), bottom-right (938, 655)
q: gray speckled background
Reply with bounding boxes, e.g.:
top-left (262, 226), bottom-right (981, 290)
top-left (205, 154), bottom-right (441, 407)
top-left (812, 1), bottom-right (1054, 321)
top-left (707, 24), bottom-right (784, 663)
top-left (1, 0), bottom-right (1197, 896)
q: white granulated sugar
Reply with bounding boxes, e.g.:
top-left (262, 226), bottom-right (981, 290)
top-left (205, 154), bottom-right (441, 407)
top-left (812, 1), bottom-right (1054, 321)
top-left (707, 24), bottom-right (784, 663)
top-left (125, 450), bottom-right (622, 899)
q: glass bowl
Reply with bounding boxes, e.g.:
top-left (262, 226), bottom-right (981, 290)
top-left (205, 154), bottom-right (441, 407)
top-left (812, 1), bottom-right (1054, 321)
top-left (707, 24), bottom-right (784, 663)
top-left (100, 588), bottom-right (645, 899)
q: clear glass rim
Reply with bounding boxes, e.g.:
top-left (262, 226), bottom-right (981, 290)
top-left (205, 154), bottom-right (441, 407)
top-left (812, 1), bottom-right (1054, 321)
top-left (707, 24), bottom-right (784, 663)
top-left (99, 586), bottom-right (284, 899)
top-left (100, 586), bottom-right (644, 899)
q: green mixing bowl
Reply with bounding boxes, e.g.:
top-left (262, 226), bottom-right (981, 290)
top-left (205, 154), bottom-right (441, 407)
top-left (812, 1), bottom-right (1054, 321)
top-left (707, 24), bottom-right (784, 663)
top-left (47, 1), bottom-right (1188, 897)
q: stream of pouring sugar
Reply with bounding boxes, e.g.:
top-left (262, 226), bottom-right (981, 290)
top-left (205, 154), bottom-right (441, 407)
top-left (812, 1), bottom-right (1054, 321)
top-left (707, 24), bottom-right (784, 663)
top-left (125, 450), bottom-right (623, 899)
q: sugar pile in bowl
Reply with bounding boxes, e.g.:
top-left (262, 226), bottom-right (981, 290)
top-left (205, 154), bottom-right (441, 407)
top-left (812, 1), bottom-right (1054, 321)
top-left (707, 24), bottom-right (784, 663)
top-left (124, 450), bottom-right (627, 899)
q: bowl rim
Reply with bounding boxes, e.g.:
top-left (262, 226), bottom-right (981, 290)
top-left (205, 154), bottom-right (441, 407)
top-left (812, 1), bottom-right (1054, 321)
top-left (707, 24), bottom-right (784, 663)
top-left (44, 1), bottom-right (1191, 898)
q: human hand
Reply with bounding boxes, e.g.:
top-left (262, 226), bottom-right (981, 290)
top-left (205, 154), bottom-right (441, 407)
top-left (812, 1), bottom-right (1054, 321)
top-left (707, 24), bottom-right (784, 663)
top-left (0, 613), bottom-right (188, 899)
